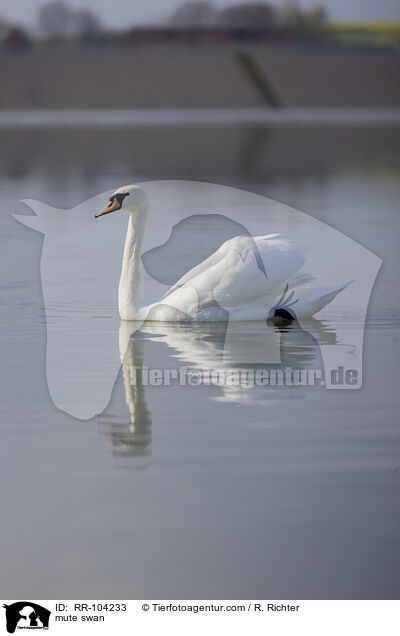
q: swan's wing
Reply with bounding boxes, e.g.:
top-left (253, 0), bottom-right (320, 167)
top-left (254, 235), bottom-right (306, 286)
top-left (213, 235), bottom-right (308, 307)
top-left (162, 235), bottom-right (260, 299)
top-left (164, 234), bottom-right (305, 300)
top-left (156, 234), bottom-right (311, 319)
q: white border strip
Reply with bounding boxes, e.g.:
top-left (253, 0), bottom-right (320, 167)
top-left (1, 599), bottom-right (399, 635)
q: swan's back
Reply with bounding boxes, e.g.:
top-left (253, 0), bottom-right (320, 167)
top-left (144, 232), bottom-right (348, 322)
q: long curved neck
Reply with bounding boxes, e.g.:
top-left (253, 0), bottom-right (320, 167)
top-left (118, 209), bottom-right (148, 320)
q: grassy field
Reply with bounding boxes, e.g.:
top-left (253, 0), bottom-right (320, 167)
top-left (328, 22), bottom-right (400, 45)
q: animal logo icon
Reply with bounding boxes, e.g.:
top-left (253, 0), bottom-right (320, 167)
top-left (2, 602), bottom-right (50, 633)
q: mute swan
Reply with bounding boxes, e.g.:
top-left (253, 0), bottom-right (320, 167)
top-left (95, 184), bottom-right (350, 322)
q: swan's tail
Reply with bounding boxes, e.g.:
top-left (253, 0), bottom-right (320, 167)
top-left (291, 279), bottom-right (353, 318)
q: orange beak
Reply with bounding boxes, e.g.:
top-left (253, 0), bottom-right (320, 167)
top-left (95, 197), bottom-right (121, 218)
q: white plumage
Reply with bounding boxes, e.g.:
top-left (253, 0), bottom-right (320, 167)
top-left (97, 184), bottom-right (350, 322)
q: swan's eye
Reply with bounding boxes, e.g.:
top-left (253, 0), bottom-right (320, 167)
top-left (115, 192), bottom-right (129, 204)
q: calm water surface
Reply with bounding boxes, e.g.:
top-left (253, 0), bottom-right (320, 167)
top-left (0, 121), bottom-right (399, 599)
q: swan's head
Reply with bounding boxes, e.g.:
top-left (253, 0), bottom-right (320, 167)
top-left (95, 184), bottom-right (148, 218)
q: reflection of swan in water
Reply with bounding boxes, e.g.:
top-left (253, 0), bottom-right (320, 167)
top-left (97, 316), bottom-right (338, 459)
top-left (144, 317), bottom-right (336, 406)
top-left (95, 184), bottom-right (350, 322)
top-left (97, 327), bottom-right (152, 461)
top-left (138, 317), bottom-right (336, 370)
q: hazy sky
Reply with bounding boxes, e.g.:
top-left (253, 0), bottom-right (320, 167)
top-left (1, 0), bottom-right (400, 29)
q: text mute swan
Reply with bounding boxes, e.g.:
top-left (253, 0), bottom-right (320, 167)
top-left (95, 184), bottom-right (350, 322)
